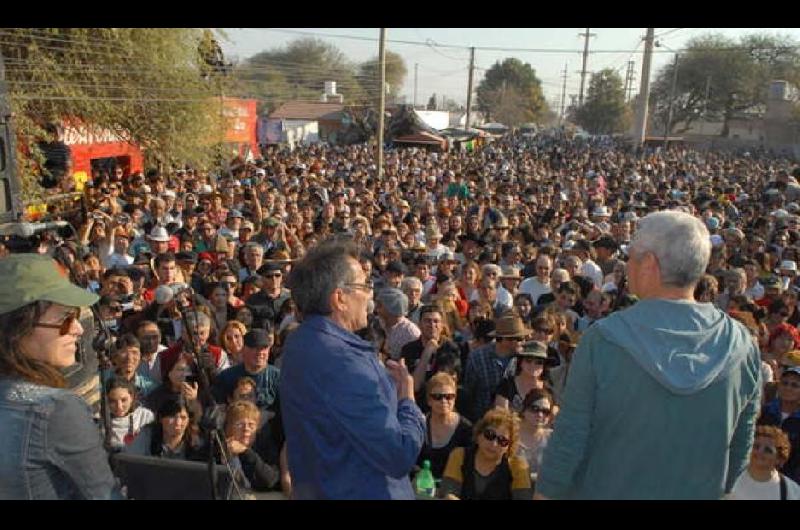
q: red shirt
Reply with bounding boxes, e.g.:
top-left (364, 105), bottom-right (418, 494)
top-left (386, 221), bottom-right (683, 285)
top-left (160, 340), bottom-right (224, 381)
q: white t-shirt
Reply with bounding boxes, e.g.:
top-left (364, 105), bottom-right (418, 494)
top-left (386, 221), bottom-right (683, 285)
top-left (729, 470), bottom-right (799, 500)
top-left (581, 259), bottom-right (604, 288)
top-left (109, 407), bottom-right (156, 449)
top-left (519, 277), bottom-right (551, 306)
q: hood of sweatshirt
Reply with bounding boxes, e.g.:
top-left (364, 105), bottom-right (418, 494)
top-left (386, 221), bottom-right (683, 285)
top-left (595, 298), bottom-right (754, 395)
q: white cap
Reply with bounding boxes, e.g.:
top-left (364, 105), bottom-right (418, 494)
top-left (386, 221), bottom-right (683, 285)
top-left (781, 260), bottom-right (798, 272)
top-left (772, 209), bottom-right (790, 219)
top-left (155, 285), bottom-right (174, 305)
top-left (201, 184), bottom-right (213, 194)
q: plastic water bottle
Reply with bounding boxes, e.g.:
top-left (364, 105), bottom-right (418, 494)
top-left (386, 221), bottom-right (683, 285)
top-left (415, 460), bottom-right (436, 498)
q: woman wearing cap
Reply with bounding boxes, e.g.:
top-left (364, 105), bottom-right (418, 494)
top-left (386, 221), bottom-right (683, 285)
top-left (438, 408), bottom-right (532, 500)
top-left (0, 254), bottom-right (120, 499)
top-left (494, 341), bottom-right (553, 414)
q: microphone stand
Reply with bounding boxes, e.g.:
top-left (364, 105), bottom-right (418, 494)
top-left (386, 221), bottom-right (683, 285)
top-left (51, 240), bottom-right (115, 453)
top-left (174, 289), bottom-right (243, 500)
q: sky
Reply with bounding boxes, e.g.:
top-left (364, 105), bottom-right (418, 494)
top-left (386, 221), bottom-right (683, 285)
top-left (220, 28), bottom-right (800, 109)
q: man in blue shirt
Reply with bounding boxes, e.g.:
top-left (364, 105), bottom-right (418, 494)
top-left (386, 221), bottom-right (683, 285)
top-left (212, 328), bottom-right (280, 416)
top-left (281, 240), bottom-right (425, 499)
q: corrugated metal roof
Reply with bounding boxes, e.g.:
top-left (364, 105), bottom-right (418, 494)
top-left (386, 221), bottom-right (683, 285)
top-left (269, 101), bottom-right (345, 120)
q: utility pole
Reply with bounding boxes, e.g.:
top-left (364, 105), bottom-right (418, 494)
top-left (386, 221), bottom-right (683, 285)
top-left (624, 60), bottom-right (635, 103)
top-left (560, 63), bottom-right (568, 125)
top-left (578, 28), bottom-right (596, 106)
top-left (465, 47), bottom-right (475, 130)
top-left (377, 28), bottom-right (386, 180)
top-left (414, 63), bottom-right (418, 108)
top-left (663, 53), bottom-right (680, 150)
top-left (634, 28), bottom-right (655, 151)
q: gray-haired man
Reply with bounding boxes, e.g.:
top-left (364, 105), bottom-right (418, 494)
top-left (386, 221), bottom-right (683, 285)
top-left (537, 211), bottom-right (761, 500)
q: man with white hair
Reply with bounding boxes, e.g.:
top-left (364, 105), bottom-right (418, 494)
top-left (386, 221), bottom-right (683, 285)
top-left (376, 287), bottom-right (421, 361)
top-left (472, 263), bottom-right (513, 310)
top-left (519, 255), bottom-right (553, 305)
top-left (537, 211), bottom-right (761, 500)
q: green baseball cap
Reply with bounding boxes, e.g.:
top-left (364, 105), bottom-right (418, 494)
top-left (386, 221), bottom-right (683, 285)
top-left (0, 254), bottom-right (99, 315)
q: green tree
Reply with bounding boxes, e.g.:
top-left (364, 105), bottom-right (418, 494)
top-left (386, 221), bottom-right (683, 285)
top-left (574, 68), bottom-right (626, 134)
top-left (1, 28), bottom-right (228, 200)
top-left (359, 50), bottom-right (407, 104)
top-left (235, 38), bottom-right (364, 111)
top-left (476, 58), bottom-right (548, 125)
top-left (650, 32), bottom-right (800, 135)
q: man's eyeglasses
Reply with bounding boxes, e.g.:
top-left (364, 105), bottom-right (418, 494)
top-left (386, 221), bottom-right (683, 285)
top-left (430, 392), bottom-right (456, 401)
top-left (503, 337), bottom-right (525, 342)
top-left (752, 443), bottom-right (777, 455)
top-left (528, 406), bottom-right (552, 415)
top-left (35, 309), bottom-right (80, 336)
top-left (343, 280), bottom-right (374, 292)
top-left (482, 429), bottom-right (510, 448)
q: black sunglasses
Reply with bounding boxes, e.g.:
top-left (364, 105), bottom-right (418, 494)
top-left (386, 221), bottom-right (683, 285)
top-left (528, 406), bottom-right (552, 415)
top-left (482, 429), bottom-right (510, 448)
top-left (35, 309), bottom-right (80, 336)
top-left (430, 392), bottom-right (456, 401)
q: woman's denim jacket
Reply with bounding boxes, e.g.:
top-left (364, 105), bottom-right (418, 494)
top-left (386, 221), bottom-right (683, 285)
top-left (0, 377), bottom-right (120, 499)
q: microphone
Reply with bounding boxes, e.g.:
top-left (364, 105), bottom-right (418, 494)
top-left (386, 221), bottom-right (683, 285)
top-left (0, 221), bottom-right (69, 238)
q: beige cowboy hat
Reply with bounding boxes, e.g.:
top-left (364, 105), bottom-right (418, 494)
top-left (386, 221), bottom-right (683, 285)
top-left (488, 314), bottom-right (531, 339)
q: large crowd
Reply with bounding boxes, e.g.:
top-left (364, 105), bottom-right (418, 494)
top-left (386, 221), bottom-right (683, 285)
top-left (3, 129), bottom-right (800, 499)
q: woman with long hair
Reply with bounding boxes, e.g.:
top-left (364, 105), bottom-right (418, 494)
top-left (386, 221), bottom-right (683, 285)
top-left (438, 408), bottom-right (532, 500)
top-left (0, 254), bottom-right (119, 499)
top-left (126, 394), bottom-right (205, 460)
top-left (220, 320), bottom-right (247, 365)
top-left (516, 388), bottom-right (555, 485)
top-left (494, 341), bottom-right (554, 413)
top-left (415, 373), bottom-right (473, 480)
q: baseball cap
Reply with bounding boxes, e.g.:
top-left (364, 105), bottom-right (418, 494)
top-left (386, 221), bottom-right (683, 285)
top-left (784, 366), bottom-right (800, 378)
top-left (0, 254), bottom-right (98, 315)
top-left (244, 329), bottom-right (272, 349)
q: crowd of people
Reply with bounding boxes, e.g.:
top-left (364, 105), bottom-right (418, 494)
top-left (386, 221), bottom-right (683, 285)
top-left (2, 128), bottom-right (800, 499)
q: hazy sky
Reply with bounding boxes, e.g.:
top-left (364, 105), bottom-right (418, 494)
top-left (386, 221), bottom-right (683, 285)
top-left (221, 28), bottom-right (800, 108)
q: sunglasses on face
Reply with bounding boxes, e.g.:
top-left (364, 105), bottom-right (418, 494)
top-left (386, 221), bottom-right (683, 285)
top-left (752, 443), bottom-right (777, 455)
top-left (430, 392), bottom-right (456, 401)
top-left (528, 406), bottom-right (552, 415)
top-left (482, 429), bottom-right (511, 448)
top-left (503, 337), bottom-right (525, 342)
top-left (35, 309), bottom-right (80, 336)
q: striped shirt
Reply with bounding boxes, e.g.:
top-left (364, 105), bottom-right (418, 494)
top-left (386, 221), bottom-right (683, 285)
top-left (463, 342), bottom-right (512, 422)
top-left (385, 317), bottom-right (421, 360)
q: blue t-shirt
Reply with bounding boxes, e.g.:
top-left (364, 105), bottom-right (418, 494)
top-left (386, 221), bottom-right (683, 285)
top-left (212, 364), bottom-right (280, 413)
